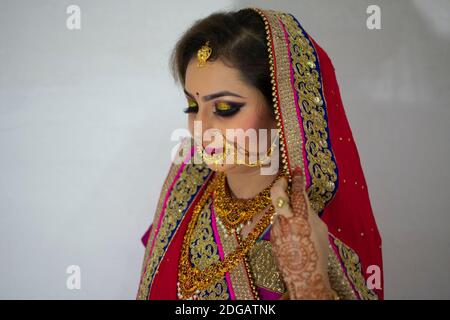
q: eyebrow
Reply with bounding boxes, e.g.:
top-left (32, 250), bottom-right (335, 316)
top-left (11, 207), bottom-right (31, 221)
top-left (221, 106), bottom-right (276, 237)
top-left (183, 89), bottom-right (245, 102)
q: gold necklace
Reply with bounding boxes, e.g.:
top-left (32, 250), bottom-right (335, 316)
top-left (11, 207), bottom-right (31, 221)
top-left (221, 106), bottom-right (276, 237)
top-left (214, 172), bottom-right (280, 236)
top-left (196, 137), bottom-right (279, 168)
top-left (177, 173), bottom-right (277, 300)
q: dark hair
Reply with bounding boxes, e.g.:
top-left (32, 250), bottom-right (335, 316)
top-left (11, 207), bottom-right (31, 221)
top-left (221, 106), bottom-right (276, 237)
top-left (170, 8), bottom-right (273, 116)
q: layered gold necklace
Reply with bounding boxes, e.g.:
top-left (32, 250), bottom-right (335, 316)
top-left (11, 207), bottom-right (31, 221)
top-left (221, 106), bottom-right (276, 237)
top-left (214, 172), bottom-right (278, 237)
top-left (177, 172), bottom-right (281, 300)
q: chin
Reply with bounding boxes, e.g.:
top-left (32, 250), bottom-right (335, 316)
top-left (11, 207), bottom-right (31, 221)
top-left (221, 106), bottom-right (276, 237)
top-left (204, 162), bottom-right (235, 173)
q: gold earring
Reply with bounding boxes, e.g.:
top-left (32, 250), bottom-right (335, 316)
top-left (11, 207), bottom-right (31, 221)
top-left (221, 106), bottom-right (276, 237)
top-left (197, 41), bottom-right (212, 67)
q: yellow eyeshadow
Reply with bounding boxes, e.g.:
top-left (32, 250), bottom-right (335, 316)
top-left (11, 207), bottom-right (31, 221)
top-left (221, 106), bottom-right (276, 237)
top-left (187, 99), bottom-right (197, 108)
top-left (215, 102), bottom-right (232, 111)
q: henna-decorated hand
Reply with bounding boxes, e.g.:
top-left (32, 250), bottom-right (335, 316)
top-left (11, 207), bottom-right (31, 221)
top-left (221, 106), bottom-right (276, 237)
top-left (269, 167), bottom-right (333, 300)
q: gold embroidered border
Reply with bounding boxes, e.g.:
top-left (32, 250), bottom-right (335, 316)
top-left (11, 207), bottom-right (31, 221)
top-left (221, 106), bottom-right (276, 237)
top-left (253, 9), bottom-right (338, 213)
top-left (137, 165), bottom-right (182, 299)
top-left (137, 138), bottom-right (189, 299)
top-left (327, 242), bottom-right (357, 300)
top-left (137, 155), bottom-right (211, 299)
top-left (261, 9), bottom-right (306, 184)
top-left (138, 165), bottom-right (176, 273)
top-left (138, 137), bottom-right (194, 284)
top-left (189, 198), bottom-right (230, 300)
top-left (277, 12), bottom-right (338, 213)
top-left (332, 235), bottom-right (378, 300)
top-left (216, 216), bottom-right (256, 300)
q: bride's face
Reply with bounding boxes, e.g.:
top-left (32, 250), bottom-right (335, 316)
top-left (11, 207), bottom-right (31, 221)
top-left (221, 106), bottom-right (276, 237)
top-left (184, 58), bottom-right (277, 174)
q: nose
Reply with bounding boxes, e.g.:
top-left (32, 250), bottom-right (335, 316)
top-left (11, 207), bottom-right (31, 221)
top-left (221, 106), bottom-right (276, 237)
top-left (197, 117), bottom-right (224, 151)
top-left (190, 105), bottom-right (212, 145)
top-left (193, 105), bottom-right (214, 134)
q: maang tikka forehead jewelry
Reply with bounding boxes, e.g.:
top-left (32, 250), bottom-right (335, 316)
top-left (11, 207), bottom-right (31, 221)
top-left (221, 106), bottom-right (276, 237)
top-left (197, 41), bottom-right (212, 67)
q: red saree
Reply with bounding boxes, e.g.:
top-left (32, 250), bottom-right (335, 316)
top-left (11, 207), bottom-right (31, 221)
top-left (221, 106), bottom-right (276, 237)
top-left (137, 8), bottom-right (383, 300)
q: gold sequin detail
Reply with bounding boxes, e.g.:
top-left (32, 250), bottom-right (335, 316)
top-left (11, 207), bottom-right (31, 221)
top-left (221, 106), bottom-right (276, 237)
top-left (333, 236), bottom-right (379, 300)
top-left (327, 243), bottom-right (357, 300)
top-left (189, 198), bottom-right (229, 299)
top-left (216, 214), bottom-right (257, 300)
top-left (137, 149), bottom-right (211, 300)
top-left (250, 8), bottom-right (338, 213)
top-left (278, 12), bottom-right (338, 213)
top-left (247, 240), bottom-right (286, 294)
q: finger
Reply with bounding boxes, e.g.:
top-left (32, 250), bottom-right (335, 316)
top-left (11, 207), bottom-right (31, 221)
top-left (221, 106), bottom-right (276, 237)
top-left (270, 177), bottom-right (293, 218)
top-left (291, 168), bottom-right (309, 219)
top-left (270, 214), bottom-right (291, 241)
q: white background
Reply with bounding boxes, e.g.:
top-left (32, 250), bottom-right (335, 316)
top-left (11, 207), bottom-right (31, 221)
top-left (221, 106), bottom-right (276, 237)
top-left (1, 0), bottom-right (449, 299)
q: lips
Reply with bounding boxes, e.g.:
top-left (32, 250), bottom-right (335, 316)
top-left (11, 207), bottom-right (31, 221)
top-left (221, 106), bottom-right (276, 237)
top-left (203, 146), bottom-right (224, 155)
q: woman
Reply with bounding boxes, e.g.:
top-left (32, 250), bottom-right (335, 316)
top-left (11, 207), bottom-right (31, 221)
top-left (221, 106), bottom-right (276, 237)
top-left (137, 7), bottom-right (383, 300)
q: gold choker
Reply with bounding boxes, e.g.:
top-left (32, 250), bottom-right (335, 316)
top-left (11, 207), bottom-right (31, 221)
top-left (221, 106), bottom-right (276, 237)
top-left (213, 172), bottom-right (281, 236)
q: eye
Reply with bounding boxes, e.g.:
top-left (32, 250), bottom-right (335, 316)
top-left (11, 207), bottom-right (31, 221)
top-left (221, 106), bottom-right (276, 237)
top-left (213, 101), bottom-right (245, 117)
top-left (183, 99), bottom-right (198, 114)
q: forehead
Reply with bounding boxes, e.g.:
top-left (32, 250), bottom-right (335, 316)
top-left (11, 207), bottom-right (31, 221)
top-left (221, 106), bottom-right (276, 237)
top-left (185, 58), bottom-right (250, 95)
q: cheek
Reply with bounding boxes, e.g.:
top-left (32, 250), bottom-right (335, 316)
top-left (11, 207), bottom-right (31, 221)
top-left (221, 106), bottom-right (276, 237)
top-left (232, 107), bottom-right (276, 147)
top-left (257, 104), bottom-right (277, 129)
top-left (225, 112), bottom-right (263, 147)
top-left (235, 107), bottom-right (273, 131)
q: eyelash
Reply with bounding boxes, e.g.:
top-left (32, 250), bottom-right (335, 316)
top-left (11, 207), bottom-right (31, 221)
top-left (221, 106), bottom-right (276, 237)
top-left (183, 101), bottom-right (244, 117)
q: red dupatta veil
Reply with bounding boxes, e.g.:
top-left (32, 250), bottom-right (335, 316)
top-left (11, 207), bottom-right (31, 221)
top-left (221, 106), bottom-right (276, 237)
top-left (137, 8), bottom-right (383, 300)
